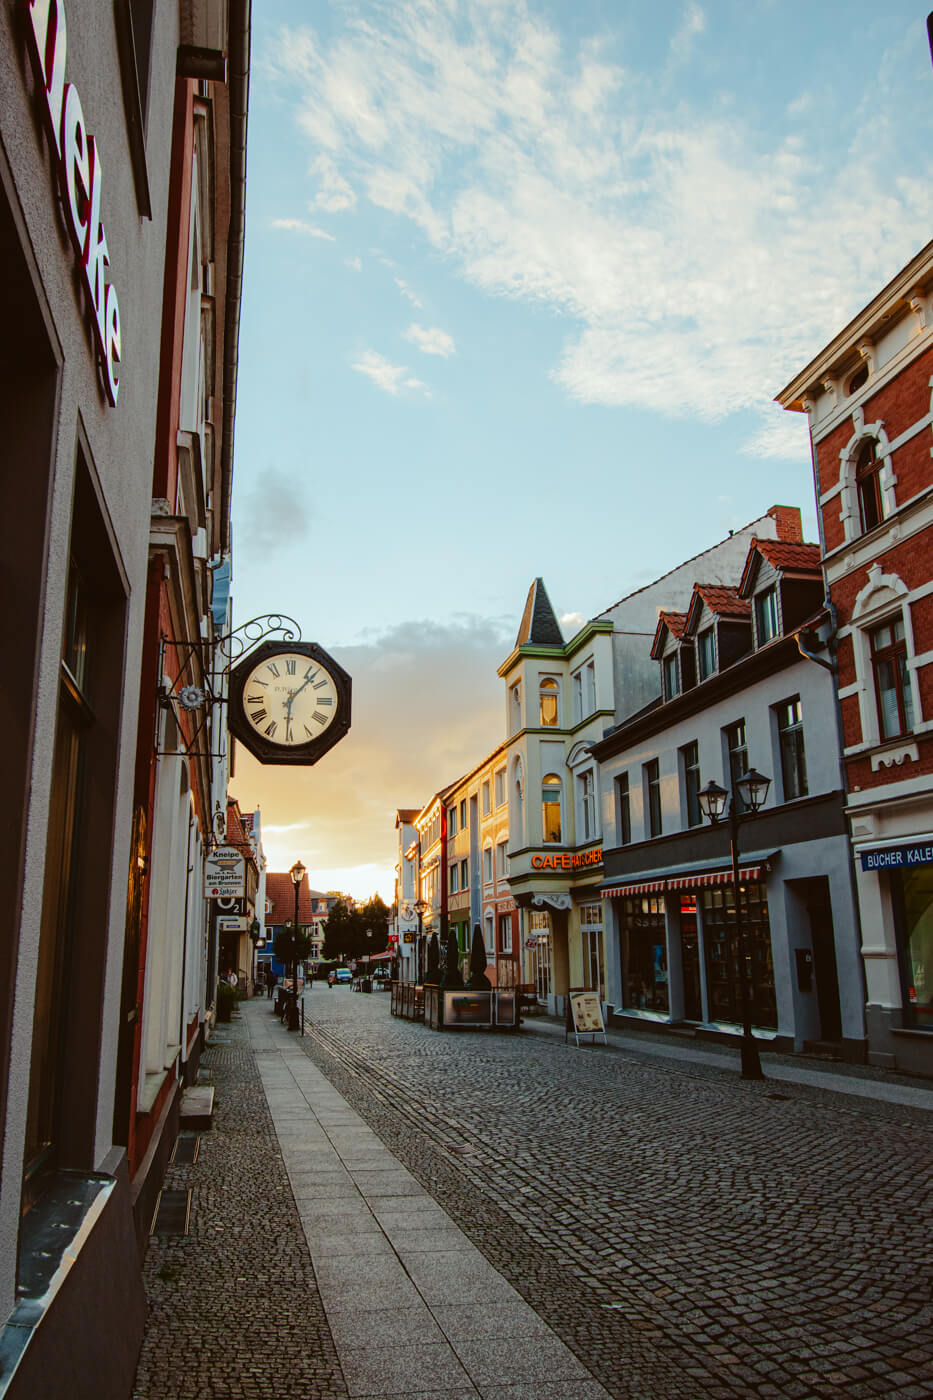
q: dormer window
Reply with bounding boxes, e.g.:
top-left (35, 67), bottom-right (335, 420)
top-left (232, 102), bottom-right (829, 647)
top-left (754, 587), bottom-right (779, 646)
top-left (856, 439), bottom-right (883, 534)
top-left (662, 652), bottom-right (680, 701)
top-left (697, 628), bottom-right (715, 680)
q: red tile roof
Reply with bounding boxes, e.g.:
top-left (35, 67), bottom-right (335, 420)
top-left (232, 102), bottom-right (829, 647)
top-left (265, 872), bottom-right (318, 924)
top-left (738, 538), bottom-right (822, 595)
top-left (692, 584), bottom-right (750, 618)
top-left (650, 611), bottom-right (687, 658)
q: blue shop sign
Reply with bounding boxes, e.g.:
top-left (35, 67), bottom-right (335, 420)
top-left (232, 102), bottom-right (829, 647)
top-left (860, 842), bottom-right (933, 872)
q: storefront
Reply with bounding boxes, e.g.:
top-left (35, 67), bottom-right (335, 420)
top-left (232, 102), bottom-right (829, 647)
top-left (606, 863), bottom-right (780, 1039)
top-left (855, 838), bottom-right (933, 1068)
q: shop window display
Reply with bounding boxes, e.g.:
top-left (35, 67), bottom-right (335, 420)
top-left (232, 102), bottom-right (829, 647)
top-left (898, 868), bottom-right (933, 1031)
top-left (621, 896), bottom-right (668, 1013)
top-left (700, 883), bottom-right (776, 1029)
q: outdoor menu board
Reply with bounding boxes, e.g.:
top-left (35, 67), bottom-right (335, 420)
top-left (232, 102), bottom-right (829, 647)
top-left (567, 989), bottom-right (608, 1046)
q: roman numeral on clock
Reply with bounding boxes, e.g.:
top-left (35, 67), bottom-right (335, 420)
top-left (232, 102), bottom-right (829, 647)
top-left (250, 709), bottom-right (268, 724)
top-left (285, 659), bottom-right (297, 675)
top-left (267, 662), bottom-right (280, 677)
top-left (247, 694), bottom-right (265, 705)
top-left (264, 720), bottom-right (278, 737)
top-left (312, 679), bottom-right (329, 690)
top-left (317, 696), bottom-right (333, 705)
top-left (312, 711), bottom-right (328, 725)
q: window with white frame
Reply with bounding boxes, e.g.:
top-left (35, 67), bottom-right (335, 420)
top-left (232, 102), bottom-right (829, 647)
top-left (494, 767), bottom-right (506, 807)
top-left (460, 857), bottom-right (469, 888)
top-left (571, 659), bottom-right (596, 723)
top-left (448, 805), bottom-right (457, 836)
top-left (542, 773), bottom-right (562, 842)
top-left (539, 676), bottom-right (559, 726)
top-left (577, 768), bottom-right (598, 842)
top-left (496, 840), bottom-right (508, 878)
top-left (754, 587), bottom-right (780, 647)
top-left (662, 651), bottom-right (680, 701)
top-left (483, 843), bottom-right (493, 884)
top-left (449, 863), bottom-right (459, 894)
top-left (580, 902), bottom-right (605, 1001)
top-left (775, 697), bottom-right (808, 799)
top-left (484, 911), bottom-right (495, 954)
top-left (510, 681), bottom-right (522, 733)
top-left (644, 759), bottom-right (662, 838)
top-left (498, 911), bottom-right (512, 954)
top-left (870, 616), bottom-right (915, 740)
top-left (482, 780), bottom-right (491, 816)
top-left (513, 757), bottom-right (524, 844)
top-left (697, 627), bottom-right (715, 681)
top-left (616, 773), bottom-right (631, 845)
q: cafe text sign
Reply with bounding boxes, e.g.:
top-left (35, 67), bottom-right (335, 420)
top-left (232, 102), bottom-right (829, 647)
top-left (531, 846), bottom-right (603, 872)
top-left (26, 0), bottom-right (123, 405)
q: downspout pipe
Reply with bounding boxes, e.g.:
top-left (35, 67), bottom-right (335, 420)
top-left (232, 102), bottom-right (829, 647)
top-left (220, 0), bottom-right (250, 552)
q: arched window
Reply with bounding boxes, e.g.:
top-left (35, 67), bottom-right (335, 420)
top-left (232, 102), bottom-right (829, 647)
top-left (856, 439), bottom-right (883, 534)
top-left (539, 677), bottom-right (559, 727)
top-left (512, 757), bottom-right (524, 844)
top-left (542, 773), bottom-right (562, 843)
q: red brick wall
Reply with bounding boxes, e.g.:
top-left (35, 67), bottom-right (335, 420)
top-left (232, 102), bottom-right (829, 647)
top-left (815, 344), bottom-right (933, 552)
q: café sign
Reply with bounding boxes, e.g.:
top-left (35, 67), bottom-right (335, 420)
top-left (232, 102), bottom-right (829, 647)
top-left (26, 0), bottom-right (123, 405)
top-left (531, 846), bottom-right (603, 872)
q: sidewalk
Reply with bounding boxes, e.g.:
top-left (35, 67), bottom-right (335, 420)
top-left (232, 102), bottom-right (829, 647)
top-left (520, 1013), bottom-right (933, 1110)
top-left (246, 1000), bottom-right (611, 1400)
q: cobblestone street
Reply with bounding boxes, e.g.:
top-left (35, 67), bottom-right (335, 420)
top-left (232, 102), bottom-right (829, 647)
top-left (135, 992), bottom-right (933, 1400)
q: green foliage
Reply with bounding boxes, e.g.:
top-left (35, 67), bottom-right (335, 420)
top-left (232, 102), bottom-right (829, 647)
top-left (323, 895), bottom-right (390, 961)
top-left (216, 982), bottom-right (237, 1022)
top-left (273, 924), bottom-right (312, 967)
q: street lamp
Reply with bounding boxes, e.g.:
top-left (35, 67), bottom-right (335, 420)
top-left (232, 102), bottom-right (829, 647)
top-left (287, 858), bottom-right (306, 1031)
top-left (414, 898), bottom-right (427, 982)
top-left (697, 768), bottom-right (771, 1081)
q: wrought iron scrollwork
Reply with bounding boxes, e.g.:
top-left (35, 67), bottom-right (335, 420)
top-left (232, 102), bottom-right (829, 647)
top-left (157, 613), bottom-right (303, 760)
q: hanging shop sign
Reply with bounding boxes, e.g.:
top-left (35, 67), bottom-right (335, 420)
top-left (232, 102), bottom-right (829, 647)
top-left (25, 0), bottom-right (123, 405)
top-left (205, 847), bottom-right (246, 898)
top-left (860, 841), bottom-right (933, 872)
top-left (531, 846), bottom-right (603, 872)
top-left (228, 641), bottom-right (352, 767)
top-left (217, 915), bottom-right (248, 933)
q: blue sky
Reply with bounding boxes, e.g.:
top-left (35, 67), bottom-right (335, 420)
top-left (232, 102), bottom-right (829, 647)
top-left (229, 0), bottom-right (933, 898)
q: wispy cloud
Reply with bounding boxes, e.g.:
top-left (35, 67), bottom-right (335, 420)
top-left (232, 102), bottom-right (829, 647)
top-left (235, 466), bottom-right (312, 553)
top-left (267, 3), bottom-right (933, 459)
top-left (345, 255), bottom-right (362, 271)
top-left (394, 277), bottom-right (423, 307)
top-left (403, 322), bottom-right (456, 357)
top-left (351, 349), bottom-right (429, 396)
top-left (669, 2), bottom-right (705, 66)
top-left (271, 217), bottom-right (336, 241)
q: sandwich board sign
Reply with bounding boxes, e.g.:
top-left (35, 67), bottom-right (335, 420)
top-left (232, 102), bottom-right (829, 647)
top-left (566, 988), bottom-right (608, 1047)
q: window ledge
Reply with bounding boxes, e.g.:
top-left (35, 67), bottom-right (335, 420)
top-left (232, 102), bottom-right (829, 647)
top-left (870, 740), bottom-right (919, 772)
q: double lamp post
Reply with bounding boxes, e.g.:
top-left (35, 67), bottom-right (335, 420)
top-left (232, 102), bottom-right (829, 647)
top-left (697, 767), bottom-right (771, 1081)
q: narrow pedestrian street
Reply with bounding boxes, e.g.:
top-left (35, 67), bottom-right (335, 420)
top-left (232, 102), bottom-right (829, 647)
top-left (134, 994), bottom-right (933, 1400)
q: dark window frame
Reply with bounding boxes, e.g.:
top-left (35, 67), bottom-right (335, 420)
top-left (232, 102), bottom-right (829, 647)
top-left (644, 759), bottom-right (662, 838)
top-left (870, 616), bottom-right (914, 740)
top-left (856, 439), bottom-right (884, 535)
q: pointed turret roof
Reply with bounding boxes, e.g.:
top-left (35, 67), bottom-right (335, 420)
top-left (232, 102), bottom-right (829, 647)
top-left (515, 579), bottom-right (563, 648)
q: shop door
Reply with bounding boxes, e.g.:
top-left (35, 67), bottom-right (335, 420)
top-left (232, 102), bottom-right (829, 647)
top-left (679, 897), bottom-right (702, 1022)
top-left (530, 912), bottom-right (551, 1001)
top-left (806, 879), bottom-right (841, 1042)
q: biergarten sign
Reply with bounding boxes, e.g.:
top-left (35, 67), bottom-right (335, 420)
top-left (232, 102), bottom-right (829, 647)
top-left (205, 847), bottom-right (246, 898)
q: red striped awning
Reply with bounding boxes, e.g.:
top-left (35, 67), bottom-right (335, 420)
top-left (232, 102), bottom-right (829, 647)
top-left (675, 866), bottom-right (762, 889)
top-left (604, 880), bottom-right (668, 897)
top-left (603, 866), bottom-right (763, 897)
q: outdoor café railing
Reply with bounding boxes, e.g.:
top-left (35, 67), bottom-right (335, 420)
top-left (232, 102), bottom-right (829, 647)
top-left (390, 979), bottom-right (424, 1021)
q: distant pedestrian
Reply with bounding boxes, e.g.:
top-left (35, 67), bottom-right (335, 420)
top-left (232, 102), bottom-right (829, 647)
top-left (226, 969), bottom-right (237, 988)
top-left (327, 970), bottom-right (335, 988)
top-left (265, 964), bottom-right (276, 998)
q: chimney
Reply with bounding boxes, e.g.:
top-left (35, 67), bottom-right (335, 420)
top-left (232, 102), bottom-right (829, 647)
top-left (767, 505), bottom-right (803, 542)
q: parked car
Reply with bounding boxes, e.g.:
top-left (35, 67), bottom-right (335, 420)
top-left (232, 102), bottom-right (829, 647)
top-left (335, 968), bottom-right (352, 984)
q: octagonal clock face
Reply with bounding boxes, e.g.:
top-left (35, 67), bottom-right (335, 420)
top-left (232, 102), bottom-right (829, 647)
top-left (228, 641), bottom-right (351, 766)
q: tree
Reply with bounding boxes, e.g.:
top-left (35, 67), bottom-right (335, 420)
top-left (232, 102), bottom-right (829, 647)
top-left (273, 923), bottom-right (312, 970)
top-left (322, 894), bottom-right (391, 962)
